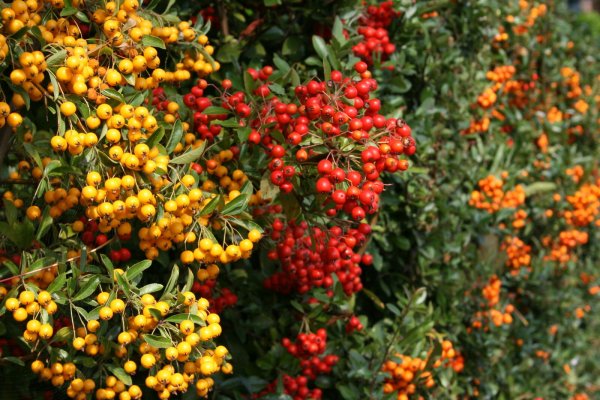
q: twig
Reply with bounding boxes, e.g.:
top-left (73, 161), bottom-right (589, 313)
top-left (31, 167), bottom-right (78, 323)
top-left (0, 236), bottom-right (115, 284)
top-left (217, 1), bottom-right (230, 37)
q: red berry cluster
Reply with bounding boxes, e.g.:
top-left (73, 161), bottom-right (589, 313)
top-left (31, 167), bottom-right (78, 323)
top-left (259, 375), bottom-right (323, 400)
top-left (183, 63), bottom-right (416, 220)
top-left (191, 280), bottom-right (238, 314)
top-left (108, 247), bottom-right (132, 264)
top-left (263, 220), bottom-right (372, 295)
top-left (352, 2), bottom-right (399, 65)
top-left (80, 219), bottom-right (111, 247)
top-left (260, 62), bottom-right (414, 218)
top-left (345, 315), bottom-right (364, 333)
top-left (268, 145), bottom-right (296, 193)
top-left (0, 249), bottom-right (21, 266)
top-left (198, 6), bottom-right (219, 29)
top-left (258, 329), bottom-right (338, 400)
top-left (282, 328), bottom-right (328, 358)
top-left (183, 79), bottom-right (224, 141)
top-left (283, 330), bottom-right (339, 380)
top-left (150, 87), bottom-right (177, 113)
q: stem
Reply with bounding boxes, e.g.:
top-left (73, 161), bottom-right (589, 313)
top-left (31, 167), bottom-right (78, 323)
top-left (0, 236), bottom-right (115, 284)
top-left (217, 1), bottom-right (230, 37)
top-left (0, 124), bottom-right (12, 172)
top-left (367, 289), bottom-right (420, 398)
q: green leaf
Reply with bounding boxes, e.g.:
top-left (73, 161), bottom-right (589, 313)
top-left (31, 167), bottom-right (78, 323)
top-left (273, 54), bottom-right (290, 74)
top-left (53, 326), bottom-right (73, 342)
top-left (237, 127), bottom-right (252, 142)
top-left (138, 283), bottom-right (163, 295)
top-left (312, 36), bottom-right (328, 61)
top-left (106, 365), bottom-right (133, 385)
top-left (125, 260), bottom-right (152, 281)
top-left (2, 260), bottom-right (19, 276)
top-left (100, 254), bottom-right (114, 280)
top-left (116, 272), bottom-right (133, 298)
top-left (141, 35), bottom-right (166, 49)
top-left (60, 7), bottom-right (78, 17)
top-left (182, 267), bottom-right (194, 293)
top-left (332, 17), bottom-right (346, 46)
top-left (3, 199), bottom-right (17, 225)
top-left (101, 89), bottom-right (126, 104)
top-left (146, 126), bottom-right (165, 149)
top-left (160, 265), bottom-right (180, 300)
top-left (143, 334), bottom-right (172, 348)
top-left (2, 356), bottom-right (25, 366)
top-left (199, 195), bottom-right (220, 216)
top-left (202, 106), bottom-right (229, 115)
top-left (166, 119), bottom-right (183, 153)
top-left (75, 11), bottom-right (90, 23)
top-left (46, 50), bottom-right (68, 70)
top-left (47, 273), bottom-right (66, 294)
top-left (72, 276), bottom-right (100, 302)
top-left (169, 142), bottom-right (206, 164)
top-left (323, 56), bottom-right (331, 82)
top-left (164, 313), bottom-right (204, 325)
top-left (221, 193), bottom-right (249, 216)
top-left (23, 143), bottom-right (43, 169)
top-left (524, 182), bottom-right (557, 196)
top-left (212, 119), bottom-right (240, 128)
top-left (126, 90), bottom-right (146, 106)
top-left (36, 207), bottom-right (53, 241)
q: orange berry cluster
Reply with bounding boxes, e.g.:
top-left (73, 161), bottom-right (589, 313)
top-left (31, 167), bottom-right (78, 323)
top-left (461, 116), bottom-right (490, 135)
top-left (566, 165), bottom-right (584, 183)
top-left (381, 340), bottom-right (461, 400)
top-left (501, 236), bottom-right (531, 272)
top-left (470, 276), bottom-right (514, 330)
top-left (469, 175), bottom-right (526, 213)
top-left (543, 230), bottom-right (589, 263)
top-left (486, 65), bottom-right (516, 84)
top-left (574, 305), bottom-right (591, 320)
top-left (564, 180), bottom-right (600, 227)
top-left (511, 209), bottom-right (528, 229)
top-left (511, 1), bottom-right (547, 35)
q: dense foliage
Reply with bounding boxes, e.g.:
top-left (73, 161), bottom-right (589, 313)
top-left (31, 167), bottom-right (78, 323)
top-left (0, 0), bottom-right (598, 399)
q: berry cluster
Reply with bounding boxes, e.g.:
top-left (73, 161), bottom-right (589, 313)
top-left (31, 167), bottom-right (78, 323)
top-left (469, 276), bottom-right (514, 331)
top-left (264, 220), bottom-right (372, 295)
top-left (260, 329), bottom-right (338, 400)
top-left (192, 278), bottom-right (238, 314)
top-left (382, 340), bottom-right (462, 400)
top-left (352, 2), bottom-right (399, 65)
top-left (184, 79), bottom-right (224, 141)
top-left (345, 315), bottom-right (364, 333)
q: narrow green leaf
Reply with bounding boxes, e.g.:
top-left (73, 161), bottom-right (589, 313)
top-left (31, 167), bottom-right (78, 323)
top-left (143, 334), bottom-right (172, 348)
top-left (125, 260), bottom-right (152, 281)
top-left (72, 276), bottom-right (100, 302)
top-left (106, 365), bottom-right (133, 385)
top-left (160, 265), bottom-right (180, 300)
top-left (138, 283), bottom-right (163, 295)
top-left (47, 273), bottom-right (66, 294)
top-left (220, 193), bottom-right (249, 216)
top-left (101, 89), bottom-right (126, 104)
top-left (164, 313), bottom-right (204, 324)
top-left (202, 106), bottom-right (229, 115)
top-left (166, 119), bottom-right (183, 153)
top-left (169, 142), bottom-right (206, 164)
top-left (199, 195), bottom-right (220, 216)
top-left (141, 35), bottom-right (166, 49)
top-left (312, 35), bottom-right (328, 61)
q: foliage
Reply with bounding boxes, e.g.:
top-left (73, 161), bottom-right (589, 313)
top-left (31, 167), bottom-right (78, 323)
top-left (0, 0), bottom-right (598, 400)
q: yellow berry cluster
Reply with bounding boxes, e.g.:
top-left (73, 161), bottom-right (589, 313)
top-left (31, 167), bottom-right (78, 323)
top-left (4, 289), bottom-right (58, 324)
